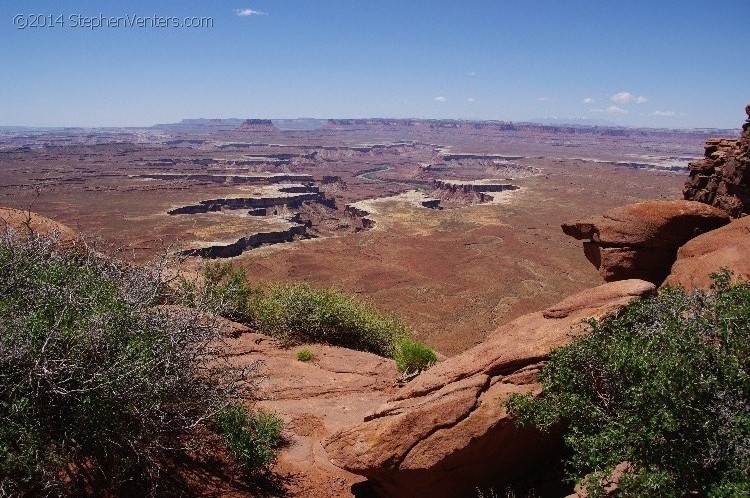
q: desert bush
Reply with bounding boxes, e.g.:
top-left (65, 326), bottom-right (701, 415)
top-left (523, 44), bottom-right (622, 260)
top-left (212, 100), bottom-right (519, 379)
top-left (214, 405), bottom-right (283, 472)
top-left (0, 230), bottom-right (261, 496)
top-left (395, 338), bottom-right (438, 373)
top-left (189, 265), bottom-right (438, 371)
top-left (253, 282), bottom-right (409, 357)
top-left (296, 347), bottom-right (313, 362)
top-left (507, 271), bottom-right (750, 497)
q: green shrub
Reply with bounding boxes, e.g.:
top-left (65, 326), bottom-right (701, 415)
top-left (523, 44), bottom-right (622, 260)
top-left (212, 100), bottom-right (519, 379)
top-left (253, 283), bottom-right (409, 357)
top-left (0, 231), bottom-right (258, 495)
top-left (507, 271), bottom-right (750, 497)
top-left (214, 405), bottom-right (284, 472)
top-left (395, 339), bottom-right (437, 373)
top-left (296, 347), bottom-right (313, 362)
top-left (187, 266), bottom-right (438, 374)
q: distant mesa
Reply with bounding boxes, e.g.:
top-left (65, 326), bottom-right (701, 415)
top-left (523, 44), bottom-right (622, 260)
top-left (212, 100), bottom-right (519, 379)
top-left (178, 118), bottom-right (245, 126)
top-left (236, 119), bottom-right (278, 132)
top-left (272, 118), bottom-right (327, 131)
top-left (433, 179), bottom-right (521, 205)
top-left (152, 118), bottom-right (245, 132)
top-left (525, 116), bottom-right (618, 127)
top-left (178, 214), bottom-right (309, 258)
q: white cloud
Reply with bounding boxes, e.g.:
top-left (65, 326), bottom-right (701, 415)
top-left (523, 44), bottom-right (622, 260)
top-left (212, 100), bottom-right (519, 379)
top-left (611, 91), bottom-right (647, 104)
top-left (582, 97), bottom-right (595, 104)
top-left (537, 96), bottom-right (551, 102)
top-left (236, 8), bottom-right (266, 16)
top-left (652, 110), bottom-right (676, 116)
top-left (467, 97), bottom-right (475, 103)
top-left (434, 96), bottom-right (447, 102)
top-left (607, 105), bottom-right (628, 114)
top-left (467, 71), bottom-right (476, 77)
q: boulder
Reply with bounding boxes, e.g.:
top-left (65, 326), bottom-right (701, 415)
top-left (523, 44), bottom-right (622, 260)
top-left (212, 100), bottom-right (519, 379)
top-left (663, 215), bottom-right (750, 290)
top-left (562, 200), bottom-right (729, 283)
top-left (324, 280), bottom-right (656, 498)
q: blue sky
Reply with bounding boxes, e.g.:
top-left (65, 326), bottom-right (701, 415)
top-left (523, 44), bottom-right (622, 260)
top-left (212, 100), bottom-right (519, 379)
top-left (1, 1), bottom-right (748, 128)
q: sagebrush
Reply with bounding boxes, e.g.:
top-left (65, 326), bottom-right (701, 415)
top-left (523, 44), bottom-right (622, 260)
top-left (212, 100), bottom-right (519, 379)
top-left (253, 282), bottom-right (409, 357)
top-left (0, 230), bottom-right (264, 496)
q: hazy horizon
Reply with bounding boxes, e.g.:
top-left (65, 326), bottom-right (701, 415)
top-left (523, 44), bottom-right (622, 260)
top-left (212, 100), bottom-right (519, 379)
top-left (2, 0), bottom-right (749, 129)
top-left (0, 116), bottom-right (743, 133)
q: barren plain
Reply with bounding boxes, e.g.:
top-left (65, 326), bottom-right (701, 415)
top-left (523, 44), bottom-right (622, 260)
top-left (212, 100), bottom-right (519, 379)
top-left (0, 119), bottom-right (716, 355)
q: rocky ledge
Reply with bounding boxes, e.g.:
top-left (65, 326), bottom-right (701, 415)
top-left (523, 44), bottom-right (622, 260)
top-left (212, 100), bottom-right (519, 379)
top-left (324, 280), bottom-right (656, 497)
top-left (167, 186), bottom-right (328, 216)
top-left (562, 200), bottom-right (729, 284)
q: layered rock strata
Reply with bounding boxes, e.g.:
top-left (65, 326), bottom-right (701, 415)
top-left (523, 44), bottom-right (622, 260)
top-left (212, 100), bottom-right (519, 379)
top-left (178, 216), bottom-right (308, 258)
top-left (683, 105), bottom-right (750, 217)
top-left (168, 191), bottom-right (326, 215)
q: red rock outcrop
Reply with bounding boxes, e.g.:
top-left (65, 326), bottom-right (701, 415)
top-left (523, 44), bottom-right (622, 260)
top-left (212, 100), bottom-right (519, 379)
top-left (0, 207), bottom-right (75, 242)
top-left (663, 214), bottom-right (750, 290)
top-left (562, 200), bottom-right (729, 284)
top-left (683, 105), bottom-right (750, 217)
top-left (324, 280), bottom-right (656, 498)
